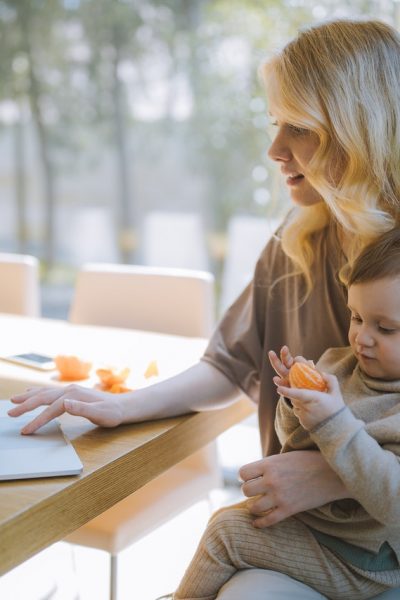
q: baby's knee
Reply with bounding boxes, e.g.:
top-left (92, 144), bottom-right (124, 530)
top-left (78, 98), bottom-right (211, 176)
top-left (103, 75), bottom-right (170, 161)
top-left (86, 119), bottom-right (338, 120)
top-left (208, 502), bottom-right (252, 537)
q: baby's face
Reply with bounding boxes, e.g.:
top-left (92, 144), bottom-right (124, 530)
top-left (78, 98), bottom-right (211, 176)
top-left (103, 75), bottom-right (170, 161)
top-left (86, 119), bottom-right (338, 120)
top-left (348, 277), bottom-right (400, 380)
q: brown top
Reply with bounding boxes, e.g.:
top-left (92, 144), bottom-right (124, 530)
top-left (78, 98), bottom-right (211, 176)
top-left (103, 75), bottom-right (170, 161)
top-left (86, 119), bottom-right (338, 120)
top-left (276, 346), bottom-right (400, 559)
top-left (202, 217), bottom-right (350, 455)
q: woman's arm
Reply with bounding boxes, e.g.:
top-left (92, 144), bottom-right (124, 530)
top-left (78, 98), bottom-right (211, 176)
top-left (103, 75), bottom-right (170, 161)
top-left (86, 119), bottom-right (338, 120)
top-left (8, 360), bottom-right (241, 434)
top-left (10, 356), bottom-right (351, 521)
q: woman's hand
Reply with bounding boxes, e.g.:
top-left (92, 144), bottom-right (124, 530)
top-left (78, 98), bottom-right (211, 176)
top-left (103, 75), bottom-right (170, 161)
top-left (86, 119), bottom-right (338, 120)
top-left (277, 373), bottom-right (345, 430)
top-left (239, 450), bottom-right (349, 528)
top-left (8, 385), bottom-right (126, 434)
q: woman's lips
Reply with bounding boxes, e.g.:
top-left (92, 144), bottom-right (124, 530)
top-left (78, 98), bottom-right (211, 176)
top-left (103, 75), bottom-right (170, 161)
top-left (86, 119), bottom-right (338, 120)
top-left (286, 174), bottom-right (305, 186)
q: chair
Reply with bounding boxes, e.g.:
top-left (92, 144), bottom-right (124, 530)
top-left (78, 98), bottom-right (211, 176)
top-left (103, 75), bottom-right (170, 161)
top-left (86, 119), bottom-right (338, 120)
top-left (142, 211), bottom-right (209, 271)
top-left (217, 569), bottom-right (400, 599)
top-left (69, 263), bottom-right (215, 336)
top-left (0, 253), bottom-right (40, 316)
top-left (57, 206), bottom-right (119, 266)
top-left (67, 263), bottom-right (221, 600)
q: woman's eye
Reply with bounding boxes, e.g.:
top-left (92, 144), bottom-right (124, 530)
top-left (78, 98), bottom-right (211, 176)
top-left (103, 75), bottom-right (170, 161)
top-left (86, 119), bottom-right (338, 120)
top-left (288, 124), bottom-right (309, 136)
top-left (351, 315), bottom-right (362, 322)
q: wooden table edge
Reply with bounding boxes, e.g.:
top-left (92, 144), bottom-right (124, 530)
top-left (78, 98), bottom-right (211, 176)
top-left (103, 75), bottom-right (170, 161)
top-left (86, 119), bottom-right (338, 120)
top-left (0, 397), bottom-right (254, 574)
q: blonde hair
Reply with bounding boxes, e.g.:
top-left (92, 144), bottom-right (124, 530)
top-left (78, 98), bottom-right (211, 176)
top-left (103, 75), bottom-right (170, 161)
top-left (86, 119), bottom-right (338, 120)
top-left (261, 19), bottom-right (400, 294)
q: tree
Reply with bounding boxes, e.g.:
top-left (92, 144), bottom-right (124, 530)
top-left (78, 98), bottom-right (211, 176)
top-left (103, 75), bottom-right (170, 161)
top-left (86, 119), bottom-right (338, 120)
top-left (77, 0), bottom-right (145, 263)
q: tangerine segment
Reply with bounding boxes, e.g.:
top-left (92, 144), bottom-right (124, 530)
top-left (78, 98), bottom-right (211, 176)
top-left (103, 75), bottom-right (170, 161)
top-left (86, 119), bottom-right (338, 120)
top-left (288, 362), bottom-right (327, 392)
top-left (96, 367), bottom-right (130, 389)
top-left (55, 355), bottom-right (92, 381)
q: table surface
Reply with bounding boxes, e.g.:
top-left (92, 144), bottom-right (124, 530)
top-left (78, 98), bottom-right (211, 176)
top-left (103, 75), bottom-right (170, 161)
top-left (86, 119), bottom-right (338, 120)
top-left (0, 314), bottom-right (253, 575)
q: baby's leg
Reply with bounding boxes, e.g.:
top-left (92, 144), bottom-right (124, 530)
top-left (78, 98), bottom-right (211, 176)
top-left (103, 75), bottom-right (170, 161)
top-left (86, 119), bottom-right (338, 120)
top-left (173, 501), bottom-right (391, 600)
top-left (175, 500), bottom-right (327, 600)
top-left (174, 501), bottom-right (252, 600)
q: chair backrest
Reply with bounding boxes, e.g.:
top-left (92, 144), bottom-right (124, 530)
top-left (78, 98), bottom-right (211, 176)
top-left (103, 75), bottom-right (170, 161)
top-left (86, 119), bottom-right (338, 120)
top-left (0, 253), bottom-right (40, 317)
top-left (57, 205), bottom-right (119, 266)
top-left (142, 211), bottom-right (209, 271)
top-left (69, 263), bottom-right (215, 337)
top-left (219, 215), bottom-right (280, 314)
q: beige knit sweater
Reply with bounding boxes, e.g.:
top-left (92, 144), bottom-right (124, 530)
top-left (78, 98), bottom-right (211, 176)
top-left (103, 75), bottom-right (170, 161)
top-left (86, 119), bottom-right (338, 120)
top-left (275, 346), bottom-right (400, 561)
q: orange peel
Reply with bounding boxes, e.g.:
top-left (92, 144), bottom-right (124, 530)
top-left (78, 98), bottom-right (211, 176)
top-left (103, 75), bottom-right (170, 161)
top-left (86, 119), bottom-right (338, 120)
top-left (144, 360), bottom-right (159, 379)
top-left (55, 355), bottom-right (92, 381)
top-left (288, 362), bottom-right (327, 392)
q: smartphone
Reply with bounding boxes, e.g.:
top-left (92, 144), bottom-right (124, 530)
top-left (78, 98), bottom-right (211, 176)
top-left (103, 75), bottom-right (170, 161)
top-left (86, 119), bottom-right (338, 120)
top-left (2, 353), bottom-right (56, 371)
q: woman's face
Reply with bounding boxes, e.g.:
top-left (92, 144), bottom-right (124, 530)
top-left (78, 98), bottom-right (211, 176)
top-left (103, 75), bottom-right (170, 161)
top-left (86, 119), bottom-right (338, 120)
top-left (267, 116), bottom-right (323, 207)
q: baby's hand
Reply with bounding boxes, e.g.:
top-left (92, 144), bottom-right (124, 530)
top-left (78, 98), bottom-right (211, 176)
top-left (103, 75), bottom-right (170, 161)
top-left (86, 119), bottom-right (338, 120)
top-left (268, 346), bottom-right (309, 389)
top-left (276, 373), bottom-right (345, 430)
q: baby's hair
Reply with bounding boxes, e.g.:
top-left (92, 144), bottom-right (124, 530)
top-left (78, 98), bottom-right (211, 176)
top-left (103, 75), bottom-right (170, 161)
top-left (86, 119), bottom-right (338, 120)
top-left (347, 228), bottom-right (400, 287)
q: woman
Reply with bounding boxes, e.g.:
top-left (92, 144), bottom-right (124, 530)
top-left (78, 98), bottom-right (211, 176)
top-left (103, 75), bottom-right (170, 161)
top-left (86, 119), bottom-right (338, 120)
top-left (9, 18), bottom-right (400, 598)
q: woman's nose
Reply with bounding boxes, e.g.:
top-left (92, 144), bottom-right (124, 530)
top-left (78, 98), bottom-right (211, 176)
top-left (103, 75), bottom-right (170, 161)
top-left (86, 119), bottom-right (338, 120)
top-left (267, 130), bottom-right (291, 163)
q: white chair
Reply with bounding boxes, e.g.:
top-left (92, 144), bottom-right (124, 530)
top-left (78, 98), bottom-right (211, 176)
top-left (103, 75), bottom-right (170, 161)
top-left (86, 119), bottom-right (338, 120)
top-left (219, 215), bottom-right (280, 314)
top-left (69, 263), bottom-right (215, 337)
top-left (67, 263), bottom-right (221, 600)
top-left (217, 569), bottom-right (400, 599)
top-left (142, 211), bottom-right (209, 271)
top-left (0, 253), bottom-right (40, 316)
top-left (57, 206), bottom-right (119, 266)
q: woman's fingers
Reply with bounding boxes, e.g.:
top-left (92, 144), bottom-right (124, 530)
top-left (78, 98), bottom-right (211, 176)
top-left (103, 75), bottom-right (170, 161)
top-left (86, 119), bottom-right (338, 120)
top-left (10, 387), bottom-right (47, 403)
top-left (8, 389), bottom-right (63, 416)
top-left (252, 507), bottom-right (286, 528)
top-left (20, 400), bottom-right (66, 434)
top-left (9, 385), bottom-right (100, 417)
top-left (241, 475), bottom-right (267, 498)
top-left (8, 384), bottom-right (116, 433)
top-left (239, 458), bottom-right (265, 483)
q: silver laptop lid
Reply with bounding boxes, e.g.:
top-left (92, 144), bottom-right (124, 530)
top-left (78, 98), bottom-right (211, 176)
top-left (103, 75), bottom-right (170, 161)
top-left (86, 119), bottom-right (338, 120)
top-left (0, 400), bottom-right (83, 481)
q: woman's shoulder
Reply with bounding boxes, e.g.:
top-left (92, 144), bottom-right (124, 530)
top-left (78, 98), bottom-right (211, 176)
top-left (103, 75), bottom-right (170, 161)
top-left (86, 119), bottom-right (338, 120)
top-left (255, 212), bottom-right (293, 273)
top-left (256, 213), bottom-right (342, 275)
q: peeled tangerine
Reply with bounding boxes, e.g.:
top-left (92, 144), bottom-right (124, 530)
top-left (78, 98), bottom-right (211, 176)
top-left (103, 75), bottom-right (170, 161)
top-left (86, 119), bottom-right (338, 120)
top-left (96, 367), bottom-right (132, 393)
top-left (55, 355), bottom-right (92, 381)
top-left (288, 362), bottom-right (327, 392)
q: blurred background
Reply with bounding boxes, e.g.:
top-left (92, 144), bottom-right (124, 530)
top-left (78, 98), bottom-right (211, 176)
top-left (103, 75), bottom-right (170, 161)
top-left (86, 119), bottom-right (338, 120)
top-left (1, 0), bottom-right (399, 319)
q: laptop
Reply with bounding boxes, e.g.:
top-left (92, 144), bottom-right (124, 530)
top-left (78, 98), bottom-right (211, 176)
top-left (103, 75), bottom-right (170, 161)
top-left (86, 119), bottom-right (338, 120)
top-left (0, 400), bottom-right (83, 481)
